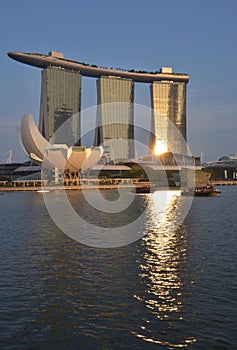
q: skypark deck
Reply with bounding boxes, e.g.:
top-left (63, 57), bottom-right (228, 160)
top-left (8, 51), bottom-right (189, 83)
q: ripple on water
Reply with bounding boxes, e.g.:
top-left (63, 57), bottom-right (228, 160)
top-left (0, 188), bottom-right (236, 349)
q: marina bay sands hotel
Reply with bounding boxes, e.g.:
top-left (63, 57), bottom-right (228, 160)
top-left (8, 51), bottom-right (189, 162)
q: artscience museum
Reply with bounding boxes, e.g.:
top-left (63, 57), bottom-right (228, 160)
top-left (18, 114), bottom-right (103, 176)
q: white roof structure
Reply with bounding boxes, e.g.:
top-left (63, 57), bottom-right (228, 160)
top-left (18, 114), bottom-right (103, 172)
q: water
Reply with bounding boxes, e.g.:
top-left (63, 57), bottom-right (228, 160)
top-left (0, 187), bottom-right (236, 349)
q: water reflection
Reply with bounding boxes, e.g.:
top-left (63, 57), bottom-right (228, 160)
top-left (134, 191), bottom-right (196, 347)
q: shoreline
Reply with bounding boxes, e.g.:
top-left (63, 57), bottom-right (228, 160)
top-left (0, 183), bottom-right (179, 192)
top-left (1, 180), bottom-right (235, 193)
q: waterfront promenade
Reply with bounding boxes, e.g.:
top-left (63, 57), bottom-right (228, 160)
top-left (0, 178), bottom-right (151, 192)
top-left (211, 180), bottom-right (237, 186)
top-left (1, 179), bottom-right (236, 192)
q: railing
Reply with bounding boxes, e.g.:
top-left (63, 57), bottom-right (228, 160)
top-left (0, 178), bottom-right (149, 189)
top-left (211, 180), bottom-right (237, 186)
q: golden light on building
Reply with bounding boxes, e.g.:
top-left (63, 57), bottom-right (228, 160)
top-left (153, 139), bottom-right (168, 156)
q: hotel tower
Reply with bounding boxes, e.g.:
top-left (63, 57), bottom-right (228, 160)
top-left (8, 51), bottom-right (189, 161)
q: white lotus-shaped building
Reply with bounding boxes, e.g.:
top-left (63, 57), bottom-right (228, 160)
top-left (18, 114), bottom-right (103, 172)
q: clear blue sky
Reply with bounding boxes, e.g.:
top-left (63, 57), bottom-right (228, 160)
top-left (0, 0), bottom-right (237, 162)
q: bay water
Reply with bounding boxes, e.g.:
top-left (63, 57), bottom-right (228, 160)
top-left (0, 186), bottom-right (236, 349)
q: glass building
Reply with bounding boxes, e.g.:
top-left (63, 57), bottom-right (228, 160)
top-left (150, 79), bottom-right (187, 155)
top-left (9, 51), bottom-right (190, 162)
top-left (95, 76), bottom-right (134, 162)
top-left (39, 66), bottom-right (81, 146)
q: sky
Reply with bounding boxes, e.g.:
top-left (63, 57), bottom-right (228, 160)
top-left (0, 0), bottom-right (237, 162)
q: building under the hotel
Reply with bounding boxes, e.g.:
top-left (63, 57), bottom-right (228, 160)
top-left (96, 76), bottom-right (134, 162)
top-left (8, 51), bottom-right (189, 163)
top-left (39, 66), bottom-right (81, 146)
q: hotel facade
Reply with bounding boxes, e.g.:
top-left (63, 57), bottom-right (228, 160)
top-left (39, 66), bottom-right (81, 146)
top-left (96, 76), bottom-right (134, 162)
top-left (8, 51), bottom-right (189, 162)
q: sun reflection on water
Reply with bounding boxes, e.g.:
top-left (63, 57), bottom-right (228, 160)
top-left (141, 191), bottom-right (185, 318)
top-left (133, 190), bottom-right (197, 347)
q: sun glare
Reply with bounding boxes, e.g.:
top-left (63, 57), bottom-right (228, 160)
top-left (154, 140), bottom-right (168, 156)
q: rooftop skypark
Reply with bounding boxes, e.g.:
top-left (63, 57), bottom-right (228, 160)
top-left (8, 51), bottom-right (189, 84)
